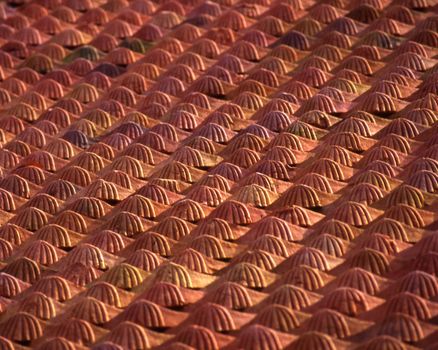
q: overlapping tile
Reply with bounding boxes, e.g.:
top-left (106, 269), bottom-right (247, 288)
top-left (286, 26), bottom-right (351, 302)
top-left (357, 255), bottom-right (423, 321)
top-left (0, 0), bottom-right (436, 348)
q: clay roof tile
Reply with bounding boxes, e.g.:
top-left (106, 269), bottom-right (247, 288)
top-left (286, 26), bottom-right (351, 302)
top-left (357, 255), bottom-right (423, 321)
top-left (0, 0), bottom-right (436, 345)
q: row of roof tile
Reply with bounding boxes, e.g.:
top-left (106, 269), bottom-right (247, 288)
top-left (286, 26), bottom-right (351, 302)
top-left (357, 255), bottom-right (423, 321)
top-left (0, 0), bottom-right (436, 348)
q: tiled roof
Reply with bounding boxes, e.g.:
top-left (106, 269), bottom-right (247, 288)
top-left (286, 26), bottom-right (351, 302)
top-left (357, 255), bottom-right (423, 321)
top-left (0, 0), bottom-right (437, 348)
